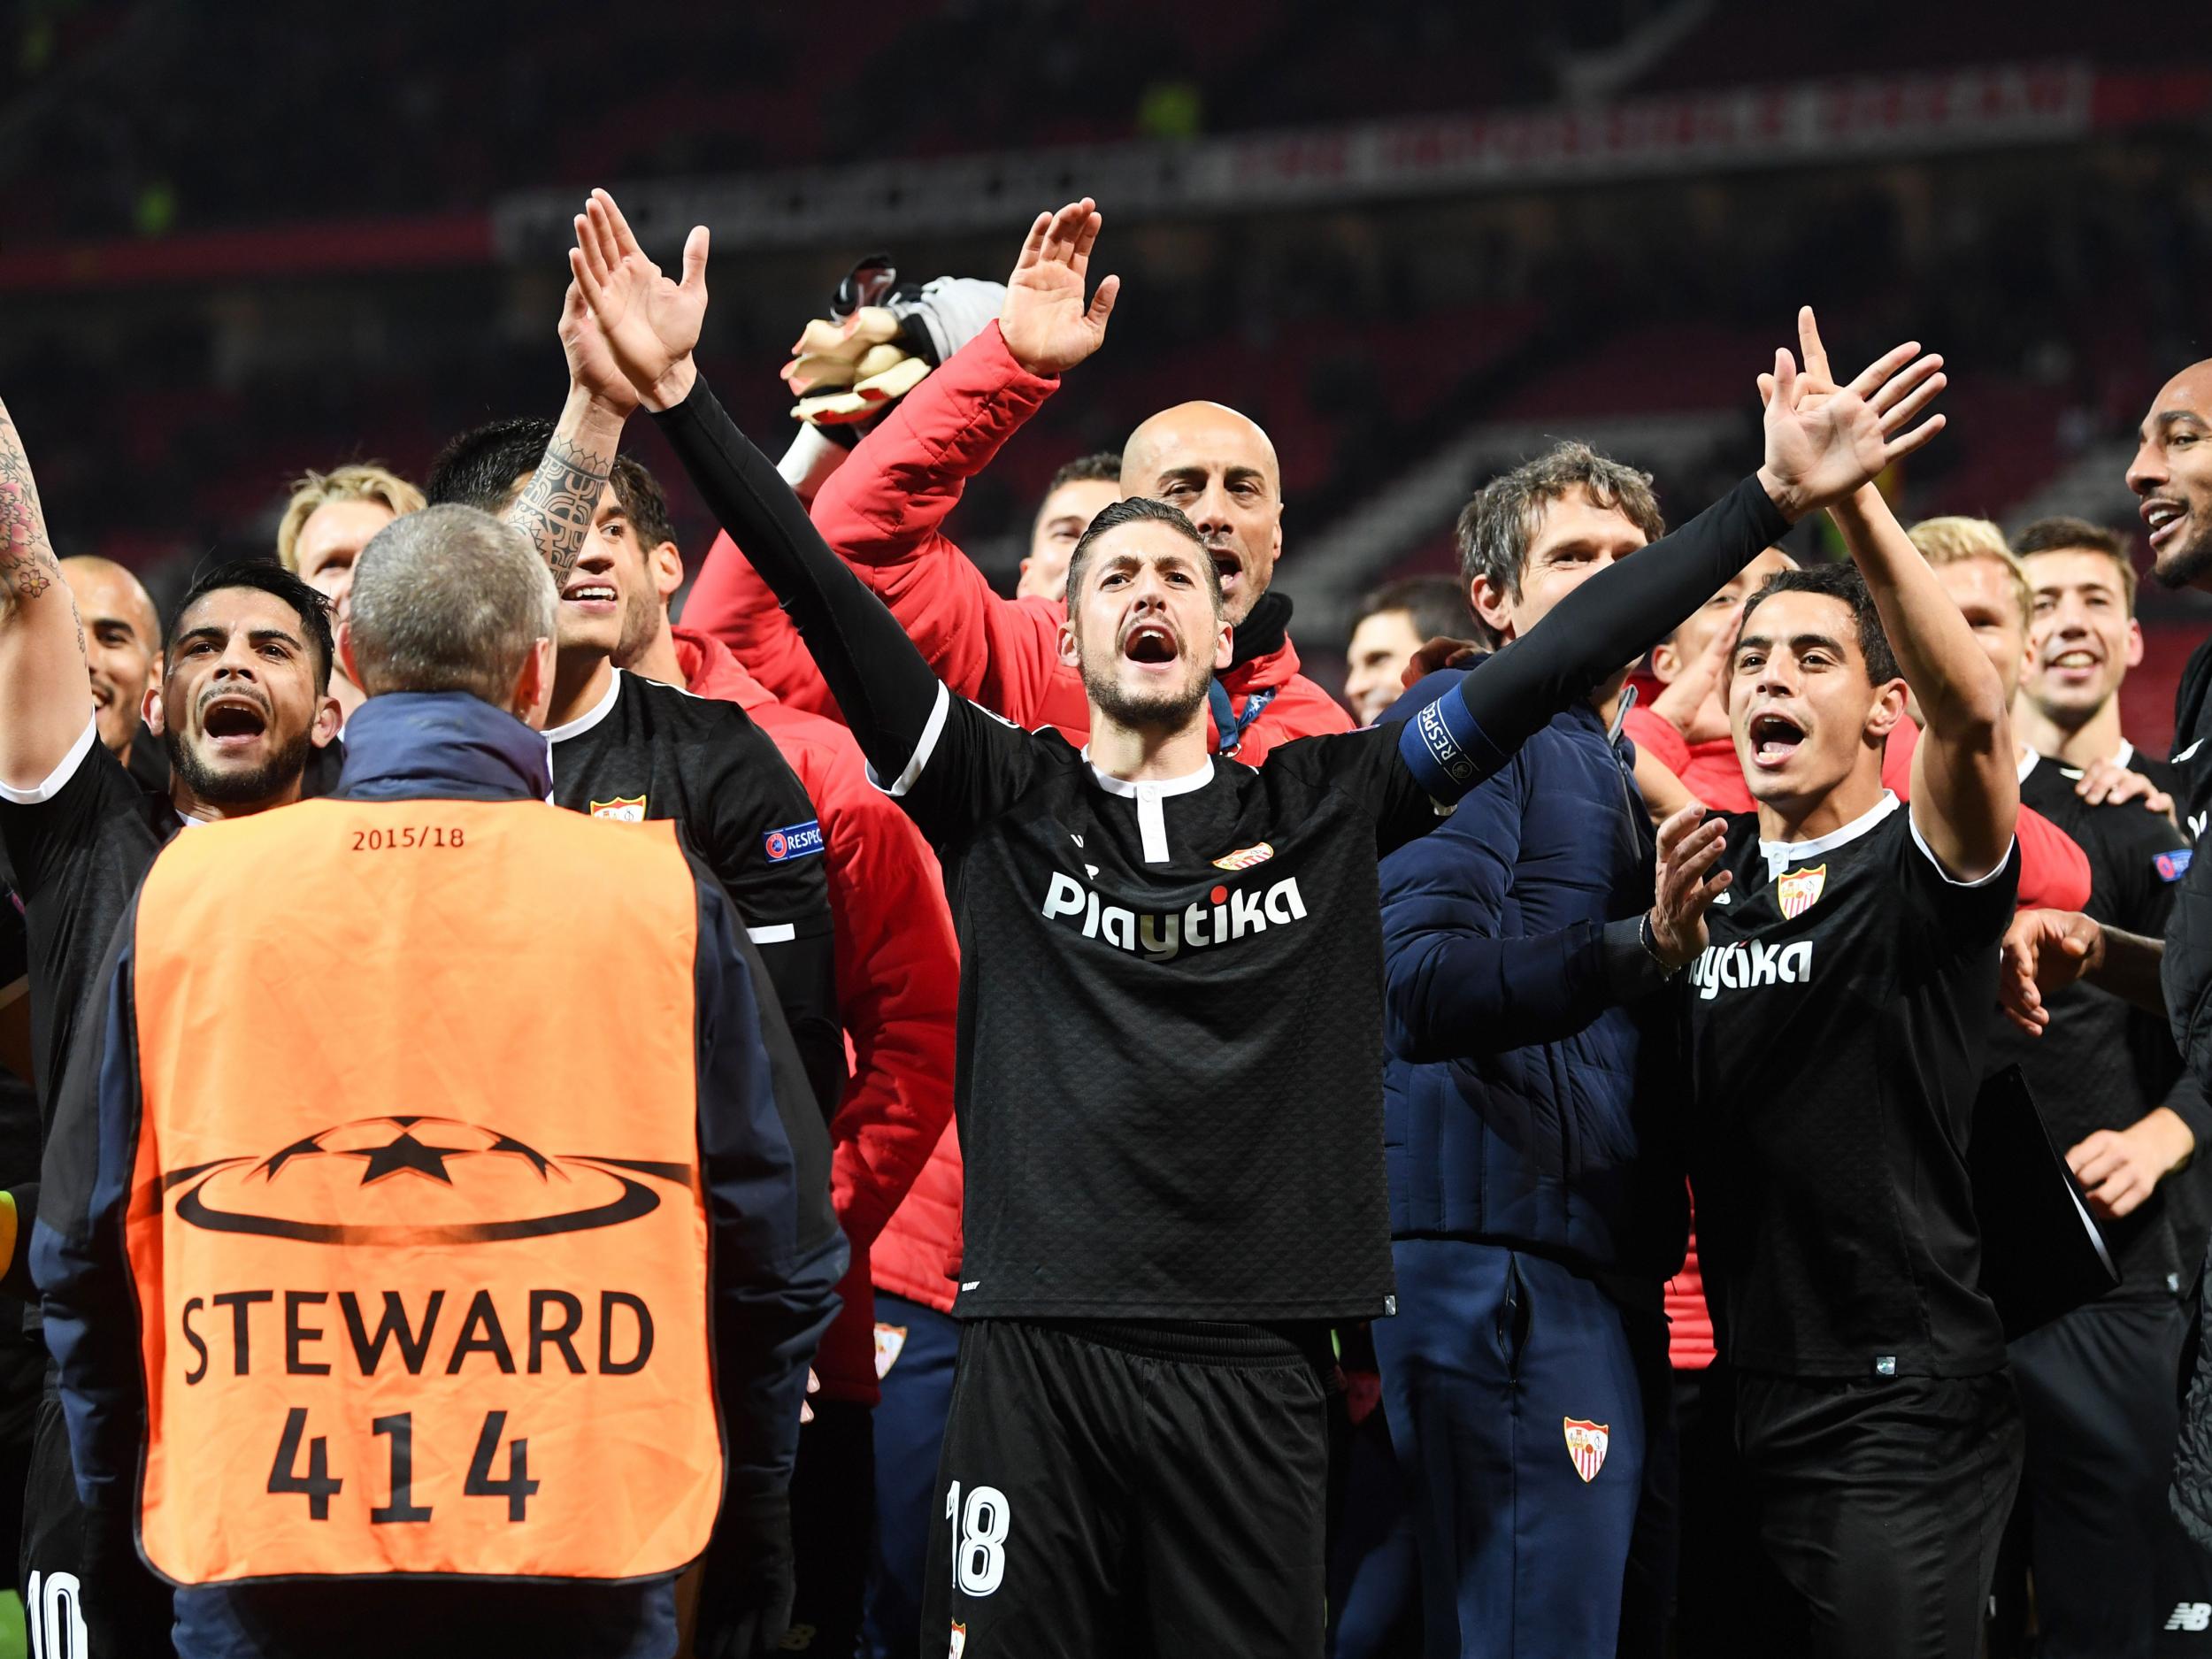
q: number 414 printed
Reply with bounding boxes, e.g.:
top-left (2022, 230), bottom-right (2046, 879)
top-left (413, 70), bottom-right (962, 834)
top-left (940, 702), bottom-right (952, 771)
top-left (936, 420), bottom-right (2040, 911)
top-left (269, 1408), bottom-right (539, 1522)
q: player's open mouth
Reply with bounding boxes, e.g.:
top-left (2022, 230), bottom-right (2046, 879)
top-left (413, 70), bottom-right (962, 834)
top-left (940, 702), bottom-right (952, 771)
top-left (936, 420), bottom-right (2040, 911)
top-left (562, 580), bottom-right (618, 612)
top-left (2044, 647), bottom-right (2100, 678)
top-left (1748, 710), bottom-right (1804, 769)
top-left (1122, 620), bottom-right (1179, 665)
top-left (2145, 498), bottom-right (2188, 553)
top-left (200, 695), bottom-right (268, 749)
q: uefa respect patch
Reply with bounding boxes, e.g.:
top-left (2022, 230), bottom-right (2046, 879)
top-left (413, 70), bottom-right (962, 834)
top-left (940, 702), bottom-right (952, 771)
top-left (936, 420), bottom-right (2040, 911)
top-left (763, 819), bottom-right (825, 863)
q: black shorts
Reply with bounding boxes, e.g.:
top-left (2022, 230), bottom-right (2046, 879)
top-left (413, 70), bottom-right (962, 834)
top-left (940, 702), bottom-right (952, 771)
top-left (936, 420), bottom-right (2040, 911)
top-left (21, 1394), bottom-right (173, 1657)
top-left (1734, 1368), bottom-right (2022, 1659)
top-left (924, 1317), bottom-right (1331, 1659)
top-left (2006, 1296), bottom-right (2208, 1659)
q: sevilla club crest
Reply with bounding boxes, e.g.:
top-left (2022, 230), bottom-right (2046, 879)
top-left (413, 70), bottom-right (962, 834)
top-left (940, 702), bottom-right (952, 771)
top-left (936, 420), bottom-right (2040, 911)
top-left (949, 1619), bottom-right (967, 1657)
top-left (1212, 841), bottom-right (1277, 872)
top-left (1777, 862), bottom-right (1826, 920)
top-left (1563, 1417), bottom-right (1610, 1483)
top-left (589, 795), bottom-right (647, 822)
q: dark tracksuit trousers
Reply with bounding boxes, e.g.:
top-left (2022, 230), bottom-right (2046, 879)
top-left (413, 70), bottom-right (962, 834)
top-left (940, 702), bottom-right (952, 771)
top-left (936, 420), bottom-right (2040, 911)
top-left (1371, 1241), bottom-right (1674, 1659)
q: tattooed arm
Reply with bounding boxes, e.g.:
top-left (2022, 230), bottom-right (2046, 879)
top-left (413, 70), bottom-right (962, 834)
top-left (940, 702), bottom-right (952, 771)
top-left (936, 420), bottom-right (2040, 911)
top-left (505, 388), bottom-right (621, 589)
top-left (0, 397), bottom-right (95, 790)
top-left (503, 280), bottom-right (634, 588)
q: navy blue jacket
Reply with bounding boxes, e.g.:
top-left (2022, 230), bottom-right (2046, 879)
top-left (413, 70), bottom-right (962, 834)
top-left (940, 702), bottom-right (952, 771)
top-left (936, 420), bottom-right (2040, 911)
top-left (1379, 668), bottom-right (1686, 1294)
top-left (33, 693), bottom-right (846, 1659)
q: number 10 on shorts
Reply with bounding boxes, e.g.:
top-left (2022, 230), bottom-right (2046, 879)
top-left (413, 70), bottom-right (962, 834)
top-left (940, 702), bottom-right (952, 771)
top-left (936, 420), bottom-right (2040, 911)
top-left (945, 1479), bottom-right (1010, 1596)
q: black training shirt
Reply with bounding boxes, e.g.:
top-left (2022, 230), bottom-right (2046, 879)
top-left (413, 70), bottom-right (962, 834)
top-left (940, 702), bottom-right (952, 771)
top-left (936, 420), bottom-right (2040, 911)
top-left (0, 716), bottom-right (180, 1138)
top-left (546, 668), bottom-right (843, 1117)
top-left (1686, 794), bottom-right (2019, 1378)
top-left (0, 888), bottom-right (36, 1182)
top-left (645, 372), bottom-right (1798, 1324)
top-left (0, 718), bottom-right (348, 1135)
top-left (2172, 635), bottom-right (2212, 840)
top-left (1988, 752), bottom-right (2195, 1295)
top-left (895, 685), bottom-right (1443, 1319)
top-left (2115, 739), bottom-right (2186, 817)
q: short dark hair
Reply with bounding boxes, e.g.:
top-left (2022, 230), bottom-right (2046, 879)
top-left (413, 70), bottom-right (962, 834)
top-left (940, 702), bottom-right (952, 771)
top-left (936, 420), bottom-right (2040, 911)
top-left (1046, 452), bottom-right (1123, 495)
top-left (1457, 441), bottom-right (1665, 602)
top-left (1356, 574), bottom-right (1476, 648)
top-left (1738, 563), bottom-right (1901, 687)
top-left (2014, 515), bottom-right (2139, 612)
top-left (427, 417), bottom-right (666, 553)
top-left (1064, 496), bottom-right (1221, 617)
top-left (609, 454), bottom-right (676, 555)
top-left (423, 419), bottom-right (554, 513)
top-left (167, 560), bottom-right (334, 695)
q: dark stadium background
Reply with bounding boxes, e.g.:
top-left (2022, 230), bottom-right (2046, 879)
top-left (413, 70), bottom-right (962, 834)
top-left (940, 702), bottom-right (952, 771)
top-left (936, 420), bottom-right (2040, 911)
top-left (3, 1), bottom-right (2203, 741)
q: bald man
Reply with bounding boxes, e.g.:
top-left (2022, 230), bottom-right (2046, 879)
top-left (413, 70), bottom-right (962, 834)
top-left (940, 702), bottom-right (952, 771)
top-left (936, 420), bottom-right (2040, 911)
top-left (58, 557), bottom-right (163, 787)
top-left (682, 199), bottom-right (1354, 760)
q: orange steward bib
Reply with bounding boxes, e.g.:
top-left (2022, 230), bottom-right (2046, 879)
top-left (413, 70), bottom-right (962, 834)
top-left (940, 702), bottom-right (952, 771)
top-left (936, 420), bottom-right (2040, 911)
top-left (126, 798), bottom-right (721, 1585)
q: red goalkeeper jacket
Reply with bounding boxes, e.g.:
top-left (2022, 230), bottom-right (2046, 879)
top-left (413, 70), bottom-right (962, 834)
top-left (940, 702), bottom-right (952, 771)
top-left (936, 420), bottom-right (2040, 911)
top-left (673, 626), bottom-right (958, 1402)
top-left (871, 1121), bottom-right (964, 1317)
top-left (682, 322), bottom-right (1355, 759)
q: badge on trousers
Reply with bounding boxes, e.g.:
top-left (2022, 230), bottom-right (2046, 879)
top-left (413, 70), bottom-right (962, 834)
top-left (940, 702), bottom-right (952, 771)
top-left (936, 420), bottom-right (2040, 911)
top-left (1563, 1417), bottom-right (1610, 1482)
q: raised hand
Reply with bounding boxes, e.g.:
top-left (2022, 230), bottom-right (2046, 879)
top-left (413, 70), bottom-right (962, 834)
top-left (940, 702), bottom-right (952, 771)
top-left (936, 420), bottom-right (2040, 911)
top-left (559, 279), bottom-right (639, 417)
top-left (570, 188), bottom-right (710, 411)
top-left (998, 198), bottom-right (1121, 377)
top-left (1755, 308), bottom-right (1947, 520)
top-left (1646, 804), bottom-right (1732, 972)
top-left (1756, 304), bottom-right (1840, 406)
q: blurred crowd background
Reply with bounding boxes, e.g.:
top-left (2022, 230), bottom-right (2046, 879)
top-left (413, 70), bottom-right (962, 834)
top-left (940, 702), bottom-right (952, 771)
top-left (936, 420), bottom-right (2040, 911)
top-left (3, 0), bottom-right (2206, 738)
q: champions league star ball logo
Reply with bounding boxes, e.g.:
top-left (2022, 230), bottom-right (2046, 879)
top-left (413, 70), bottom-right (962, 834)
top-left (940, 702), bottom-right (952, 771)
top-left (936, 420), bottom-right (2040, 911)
top-left (162, 1116), bottom-right (694, 1246)
top-left (1777, 862), bottom-right (1826, 920)
top-left (1563, 1417), bottom-right (1609, 1483)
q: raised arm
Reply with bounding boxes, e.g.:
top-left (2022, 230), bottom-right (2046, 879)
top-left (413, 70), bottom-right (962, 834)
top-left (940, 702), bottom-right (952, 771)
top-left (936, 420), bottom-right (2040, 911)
top-left (685, 206), bottom-right (1105, 727)
top-left (1837, 480), bottom-right (2016, 879)
top-left (1395, 333), bottom-right (1948, 807)
top-left (1837, 483), bottom-right (2014, 875)
top-left (570, 190), bottom-right (949, 787)
top-left (0, 398), bottom-right (96, 790)
top-left (1761, 308), bottom-right (2013, 880)
top-left (502, 278), bottom-right (631, 588)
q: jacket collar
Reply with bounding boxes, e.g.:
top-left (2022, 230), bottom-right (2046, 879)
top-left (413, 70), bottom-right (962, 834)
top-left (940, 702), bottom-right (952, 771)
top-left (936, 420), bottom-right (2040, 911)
top-left (1221, 591), bottom-right (1302, 695)
top-left (672, 626), bottom-right (774, 711)
top-left (335, 692), bottom-right (553, 803)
